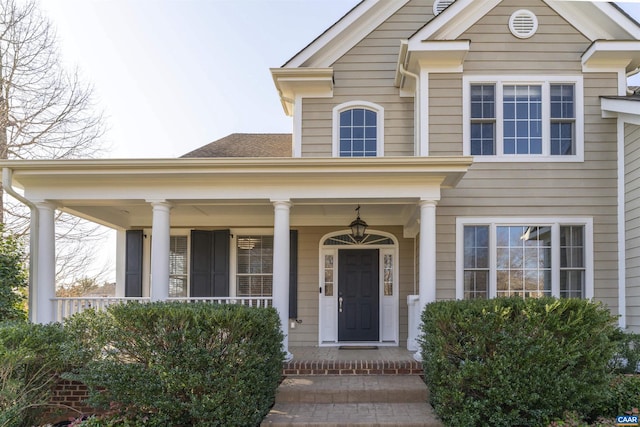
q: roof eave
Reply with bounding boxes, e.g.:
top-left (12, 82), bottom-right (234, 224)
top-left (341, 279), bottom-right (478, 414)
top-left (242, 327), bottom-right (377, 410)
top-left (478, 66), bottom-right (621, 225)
top-left (270, 68), bottom-right (334, 116)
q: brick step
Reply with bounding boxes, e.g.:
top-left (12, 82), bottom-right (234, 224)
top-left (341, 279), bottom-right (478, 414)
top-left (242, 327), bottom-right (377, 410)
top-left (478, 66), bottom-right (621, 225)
top-left (261, 402), bottom-right (443, 426)
top-left (283, 359), bottom-right (423, 376)
top-left (275, 375), bottom-right (429, 404)
top-left (262, 375), bottom-right (443, 426)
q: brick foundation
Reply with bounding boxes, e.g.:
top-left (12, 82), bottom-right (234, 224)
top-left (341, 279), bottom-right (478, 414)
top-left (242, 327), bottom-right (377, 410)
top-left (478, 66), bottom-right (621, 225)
top-left (40, 379), bottom-right (97, 424)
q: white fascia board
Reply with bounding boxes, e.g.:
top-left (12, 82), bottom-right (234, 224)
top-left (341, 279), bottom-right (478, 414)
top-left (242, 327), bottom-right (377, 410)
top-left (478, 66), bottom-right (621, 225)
top-left (270, 68), bottom-right (334, 116)
top-left (582, 41), bottom-right (640, 73)
top-left (545, 1), bottom-right (640, 41)
top-left (284, 0), bottom-right (410, 68)
top-left (618, 113), bottom-right (640, 127)
top-left (395, 40), bottom-right (469, 91)
top-left (408, 40), bottom-right (470, 74)
top-left (2, 157), bottom-right (473, 187)
top-left (601, 97), bottom-right (640, 123)
top-left (409, 0), bottom-right (500, 41)
top-left (591, 1), bottom-right (640, 40)
top-left (4, 158), bottom-right (475, 214)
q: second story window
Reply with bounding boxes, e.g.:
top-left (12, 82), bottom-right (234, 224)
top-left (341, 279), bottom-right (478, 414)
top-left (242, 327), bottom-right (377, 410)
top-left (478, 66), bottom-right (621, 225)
top-left (333, 101), bottom-right (384, 157)
top-left (464, 76), bottom-right (582, 161)
top-left (340, 108), bottom-right (377, 157)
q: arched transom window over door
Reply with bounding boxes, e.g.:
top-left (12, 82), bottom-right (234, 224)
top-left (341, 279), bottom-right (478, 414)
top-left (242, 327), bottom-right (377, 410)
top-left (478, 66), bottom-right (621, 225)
top-left (333, 101), bottom-right (384, 157)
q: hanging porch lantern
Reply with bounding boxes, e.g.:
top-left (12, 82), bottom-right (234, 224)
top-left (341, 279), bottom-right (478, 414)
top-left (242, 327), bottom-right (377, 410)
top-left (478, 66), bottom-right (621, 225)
top-left (349, 205), bottom-right (368, 242)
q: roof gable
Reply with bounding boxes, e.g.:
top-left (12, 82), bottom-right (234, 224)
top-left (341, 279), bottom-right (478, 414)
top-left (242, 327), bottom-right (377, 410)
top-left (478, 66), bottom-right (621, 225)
top-left (284, 0), bottom-right (410, 68)
top-left (285, 0), bottom-right (640, 72)
top-left (410, 0), bottom-right (640, 43)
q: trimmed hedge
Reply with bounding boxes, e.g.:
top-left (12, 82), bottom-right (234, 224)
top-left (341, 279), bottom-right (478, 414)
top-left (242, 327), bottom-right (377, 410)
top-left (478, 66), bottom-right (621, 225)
top-left (64, 302), bottom-right (284, 427)
top-left (420, 297), bottom-right (619, 427)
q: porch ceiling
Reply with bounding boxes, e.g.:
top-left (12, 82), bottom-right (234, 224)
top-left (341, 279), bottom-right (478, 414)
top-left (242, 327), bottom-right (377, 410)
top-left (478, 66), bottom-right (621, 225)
top-left (1, 157), bottom-right (472, 230)
top-left (62, 202), bottom-right (418, 229)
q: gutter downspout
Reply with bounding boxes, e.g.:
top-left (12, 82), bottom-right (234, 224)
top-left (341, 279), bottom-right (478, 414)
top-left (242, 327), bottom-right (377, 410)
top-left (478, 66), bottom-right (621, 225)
top-left (616, 119), bottom-right (627, 329)
top-left (2, 167), bottom-right (39, 323)
top-left (398, 64), bottom-right (421, 156)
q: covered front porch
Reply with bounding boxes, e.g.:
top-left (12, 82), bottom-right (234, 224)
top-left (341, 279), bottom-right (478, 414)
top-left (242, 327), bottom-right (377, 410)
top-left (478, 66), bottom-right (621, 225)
top-left (1, 156), bottom-right (471, 357)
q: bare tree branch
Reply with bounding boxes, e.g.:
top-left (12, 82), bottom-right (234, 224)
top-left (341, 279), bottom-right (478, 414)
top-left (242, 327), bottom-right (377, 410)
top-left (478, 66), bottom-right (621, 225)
top-left (0, 0), bottom-right (107, 287)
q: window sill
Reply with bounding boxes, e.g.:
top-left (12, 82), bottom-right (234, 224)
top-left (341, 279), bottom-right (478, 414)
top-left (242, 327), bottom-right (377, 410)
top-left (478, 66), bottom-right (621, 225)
top-left (469, 155), bottom-right (584, 163)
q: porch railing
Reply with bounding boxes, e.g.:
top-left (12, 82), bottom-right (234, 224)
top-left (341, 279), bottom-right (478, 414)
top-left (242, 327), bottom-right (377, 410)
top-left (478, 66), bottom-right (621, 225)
top-left (167, 297), bottom-right (273, 308)
top-left (406, 295), bottom-right (420, 352)
top-left (52, 296), bottom-right (273, 322)
top-left (52, 297), bottom-right (150, 322)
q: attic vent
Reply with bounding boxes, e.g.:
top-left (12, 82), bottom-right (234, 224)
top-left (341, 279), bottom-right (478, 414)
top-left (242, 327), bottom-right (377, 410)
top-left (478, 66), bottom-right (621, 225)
top-left (509, 10), bottom-right (538, 39)
top-left (433, 0), bottom-right (455, 16)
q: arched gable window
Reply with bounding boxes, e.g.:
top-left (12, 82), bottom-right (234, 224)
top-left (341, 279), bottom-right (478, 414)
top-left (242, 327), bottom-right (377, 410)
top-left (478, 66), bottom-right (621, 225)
top-left (332, 101), bottom-right (384, 157)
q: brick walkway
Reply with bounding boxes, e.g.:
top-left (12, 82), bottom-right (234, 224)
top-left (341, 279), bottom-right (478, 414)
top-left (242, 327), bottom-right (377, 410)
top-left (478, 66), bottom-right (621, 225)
top-left (262, 347), bottom-right (443, 426)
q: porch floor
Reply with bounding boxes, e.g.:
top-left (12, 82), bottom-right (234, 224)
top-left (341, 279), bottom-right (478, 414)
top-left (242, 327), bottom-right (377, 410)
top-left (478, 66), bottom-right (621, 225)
top-left (290, 346), bottom-right (418, 361)
top-left (285, 347), bottom-right (422, 376)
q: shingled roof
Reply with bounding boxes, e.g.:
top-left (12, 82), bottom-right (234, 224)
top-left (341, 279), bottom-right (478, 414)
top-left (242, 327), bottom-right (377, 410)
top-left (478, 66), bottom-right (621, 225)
top-left (181, 133), bottom-right (292, 158)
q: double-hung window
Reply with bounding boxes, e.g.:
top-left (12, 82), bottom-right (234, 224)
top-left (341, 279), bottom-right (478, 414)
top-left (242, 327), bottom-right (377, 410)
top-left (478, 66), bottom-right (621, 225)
top-left (169, 236), bottom-right (188, 297)
top-left (465, 76), bottom-right (583, 161)
top-left (332, 101), bottom-right (384, 157)
top-left (457, 218), bottom-right (592, 300)
top-left (236, 235), bottom-right (273, 297)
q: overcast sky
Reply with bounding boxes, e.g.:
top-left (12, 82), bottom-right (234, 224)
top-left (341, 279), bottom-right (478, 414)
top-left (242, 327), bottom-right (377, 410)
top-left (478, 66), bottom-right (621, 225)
top-left (39, 0), bottom-right (640, 159)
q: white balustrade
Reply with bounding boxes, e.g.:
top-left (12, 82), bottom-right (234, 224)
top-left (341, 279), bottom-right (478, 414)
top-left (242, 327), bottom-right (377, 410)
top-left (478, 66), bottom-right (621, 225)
top-left (407, 294), bottom-right (421, 352)
top-left (52, 297), bottom-right (273, 322)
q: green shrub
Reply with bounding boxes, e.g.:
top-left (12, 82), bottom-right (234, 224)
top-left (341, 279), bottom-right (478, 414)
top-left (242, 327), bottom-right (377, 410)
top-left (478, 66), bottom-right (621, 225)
top-left (590, 375), bottom-right (640, 419)
top-left (420, 297), bottom-right (619, 427)
top-left (0, 226), bottom-right (28, 322)
top-left (65, 302), bottom-right (284, 427)
top-left (610, 331), bottom-right (640, 374)
top-left (0, 321), bottom-right (71, 427)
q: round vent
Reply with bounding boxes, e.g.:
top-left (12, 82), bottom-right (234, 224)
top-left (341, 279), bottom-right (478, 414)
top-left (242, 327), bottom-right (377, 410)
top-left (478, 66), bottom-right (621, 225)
top-left (509, 9), bottom-right (538, 39)
top-left (433, 0), bottom-right (456, 16)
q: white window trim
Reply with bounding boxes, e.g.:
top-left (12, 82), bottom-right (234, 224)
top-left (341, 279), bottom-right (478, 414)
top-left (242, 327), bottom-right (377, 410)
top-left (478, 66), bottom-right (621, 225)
top-left (332, 100), bottom-right (385, 157)
top-left (318, 229), bottom-right (399, 346)
top-left (143, 228), bottom-right (192, 298)
top-left (230, 228), bottom-right (273, 298)
top-left (169, 231), bottom-right (190, 298)
top-left (462, 75), bottom-right (584, 162)
top-left (455, 217), bottom-right (594, 300)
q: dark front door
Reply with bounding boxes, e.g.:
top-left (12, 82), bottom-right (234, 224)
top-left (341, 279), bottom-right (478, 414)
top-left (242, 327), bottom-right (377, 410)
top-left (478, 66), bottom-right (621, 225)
top-left (338, 249), bottom-right (379, 342)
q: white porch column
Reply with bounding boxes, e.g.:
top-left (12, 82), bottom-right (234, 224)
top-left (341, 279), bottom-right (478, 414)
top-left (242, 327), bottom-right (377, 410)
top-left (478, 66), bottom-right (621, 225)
top-left (34, 202), bottom-right (56, 324)
top-left (115, 228), bottom-right (126, 297)
top-left (271, 199), bottom-right (292, 361)
top-left (149, 201), bottom-right (172, 301)
top-left (414, 200), bottom-right (437, 360)
top-left (419, 200), bottom-right (437, 309)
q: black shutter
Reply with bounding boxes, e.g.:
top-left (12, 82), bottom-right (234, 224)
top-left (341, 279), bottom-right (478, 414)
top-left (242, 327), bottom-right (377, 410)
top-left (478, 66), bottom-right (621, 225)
top-left (190, 230), bottom-right (230, 297)
top-left (125, 230), bottom-right (143, 297)
top-left (289, 230), bottom-right (298, 319)
top-left (190, 230), bottom-right (212, 297)
top-left (212, 230), bottom-right (230, 297)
